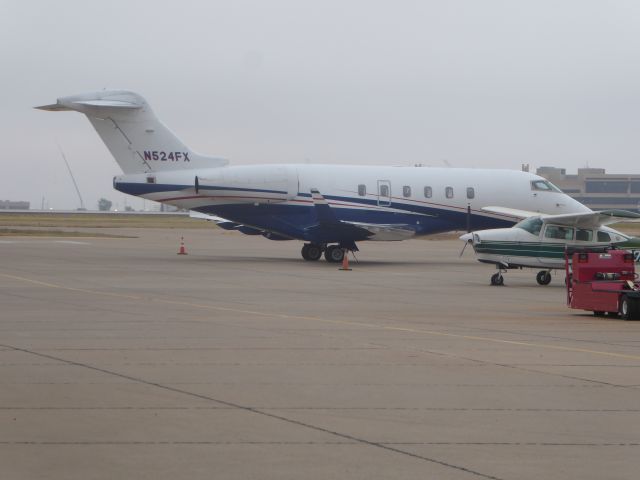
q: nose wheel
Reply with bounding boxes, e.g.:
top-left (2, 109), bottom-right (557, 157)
top-left (490, 272), bottom-right (504, 286)
top-left (536, 270), bottom-right (552, 285)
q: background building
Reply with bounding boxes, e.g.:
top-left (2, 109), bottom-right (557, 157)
top-left (537, 167), bottom-right (640, 212)
top-left (0, 200), bottom-right (30, 210)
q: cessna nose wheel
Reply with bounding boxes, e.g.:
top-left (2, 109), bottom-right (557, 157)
top-left (536, 270), bottom-right (552, 285)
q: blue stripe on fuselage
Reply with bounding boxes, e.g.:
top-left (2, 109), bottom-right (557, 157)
top-left (114, 182), bottom-right (286, 196)
top-left (113, 181), bottom-right (514, 242)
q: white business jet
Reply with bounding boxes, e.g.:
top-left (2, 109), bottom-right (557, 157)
top-left (460, 206), bottom-right (640, 285)
top-left (37, 90), bottom-right (590, 262)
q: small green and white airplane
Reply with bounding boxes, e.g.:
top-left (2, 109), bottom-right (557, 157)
top-left (460, 206), bottom-right (640, 286)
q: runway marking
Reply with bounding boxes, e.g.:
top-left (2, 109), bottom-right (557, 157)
top-left (0, 342), bottom-right (503, 480)
top-left (53, 240), bottom-right (90, 245)
top-left (2, 271), bottom-right (640, 362)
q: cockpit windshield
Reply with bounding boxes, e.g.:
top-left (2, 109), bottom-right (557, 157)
top-left (514, 216), bottom-right (543, 235)
top-left (531, 180), bottom-right (562, 193)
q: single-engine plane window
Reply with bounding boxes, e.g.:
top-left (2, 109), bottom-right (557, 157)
top-left (358, 184), bottom-right (366, 196)
top-left (576, 229), bottom-right (593, 242)
top-left (544, 225), bottom-right (574, 241)
top-left (531, 180), bottom-right (562, 193)
top-left (466, 187), bottom-right (475, 199)
top-left (424, 186), bottom-right (432, 198)
top-left (445, 186), bottom-right (454, 198)
top-left (379, 184), bottom-right (389, 197)
top-left (403, 185), bottom-right (411, 197)
top-left (515, 217), bottom-right (543, 235)
top-left (146, 176), bottom-right (156, 184)
top-left (597, 231), bottom-right (611, 242)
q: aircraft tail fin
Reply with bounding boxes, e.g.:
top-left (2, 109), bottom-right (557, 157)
top-left (36, 90), bottom-right (228, 174)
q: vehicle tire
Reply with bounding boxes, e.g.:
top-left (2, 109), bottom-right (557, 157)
top-left (536, 270), bottom-right (552, 286)
top-left (325, 245), bottom-right (344, 263)
top-left (302, 243), bottom-right (322, 261)
top-left (619, 295), bottom-right (633, 320)
top-left (490, 273), bottom-right (504, 286)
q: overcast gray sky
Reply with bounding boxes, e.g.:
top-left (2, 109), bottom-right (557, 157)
top-left (2, 0), bottom-right (640, 210)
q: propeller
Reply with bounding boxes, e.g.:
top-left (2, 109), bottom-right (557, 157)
top-left (459, 232), bottom-right (474, 257)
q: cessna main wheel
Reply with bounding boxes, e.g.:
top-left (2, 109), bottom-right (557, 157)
top-left (301, 243), bottom-right (322, 261)
top-left (490, 273), bottom-right (504, 286)
top-left (536, 270), bottom-right (552, 286)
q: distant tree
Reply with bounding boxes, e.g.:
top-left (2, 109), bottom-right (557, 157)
top-left (98, 198), bottom-right (112, 211)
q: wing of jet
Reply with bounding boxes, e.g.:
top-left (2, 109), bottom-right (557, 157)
top-left (305, 188), bottom-right (416, 245)
top-left (481, 206), bottom-right (540, 220)
top-left (188, 210), bottom-right (292, 239)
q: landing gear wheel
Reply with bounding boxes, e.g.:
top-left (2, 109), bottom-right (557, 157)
top-left (325, 245), bottom-right (344, 263)
top-left (490, 272), bottom-right (504, 286)
top-left (536, 270), bottom-right (552, 286)
top-left (301, 243), bottom-right (322, 261)
top-left (619, 295), bottom-right (635, 320)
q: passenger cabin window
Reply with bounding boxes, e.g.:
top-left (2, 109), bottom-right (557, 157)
top-left (403, 185), bottom-right (411, 197)
top-left (466, 187), bottom-right (475, 199)
top-left (597, 231), bottom-right (611, 242)
top-left (379, 184), bottom-right (389, 197)
top-left (424, 186), bottom-right (432, 198)
top-left (531, 180), bottom-right (562, 193)
top-left (358, 184), bottom-right (366, 196)
top-left (514, 217), bottom-right (543, 236)
top-left (445, 186), bottom-right (454, 199)
top-left (544, 225), bottom-right (574, 241)
top-left (146, 176), bottom-right (156, 184)
top-left (576, 229), bottom-right (593, 242)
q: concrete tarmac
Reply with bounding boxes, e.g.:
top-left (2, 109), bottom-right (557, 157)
top-left (1, 228), bottom-right (639, 479)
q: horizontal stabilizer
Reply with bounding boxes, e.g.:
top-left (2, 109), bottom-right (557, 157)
top-left (70, 99), bottom-right (141, 109)
top-left (34, 103), bottom-right (72, 111)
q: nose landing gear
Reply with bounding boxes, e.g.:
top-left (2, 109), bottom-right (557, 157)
top-left (536, 270), bottom-right (552, 285)
top-left (490, 272), bottom-right (504, 286)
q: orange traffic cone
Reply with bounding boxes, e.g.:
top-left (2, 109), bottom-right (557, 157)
top-left (177, 236), bottom-right (188, 255)
top-left (339, 249), bottom-right (352, 271)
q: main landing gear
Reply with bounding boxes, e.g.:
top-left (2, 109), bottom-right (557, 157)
top-left (301, 243), bottom-right (322, 261)
top-left (301, 243), bottom-right (348, 263)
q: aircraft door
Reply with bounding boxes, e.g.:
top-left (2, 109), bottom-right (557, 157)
top-left (377, 180), bottom-right (392, 207)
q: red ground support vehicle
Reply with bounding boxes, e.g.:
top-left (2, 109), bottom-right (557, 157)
top-left (566, 247), bottom-right (640, 320)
